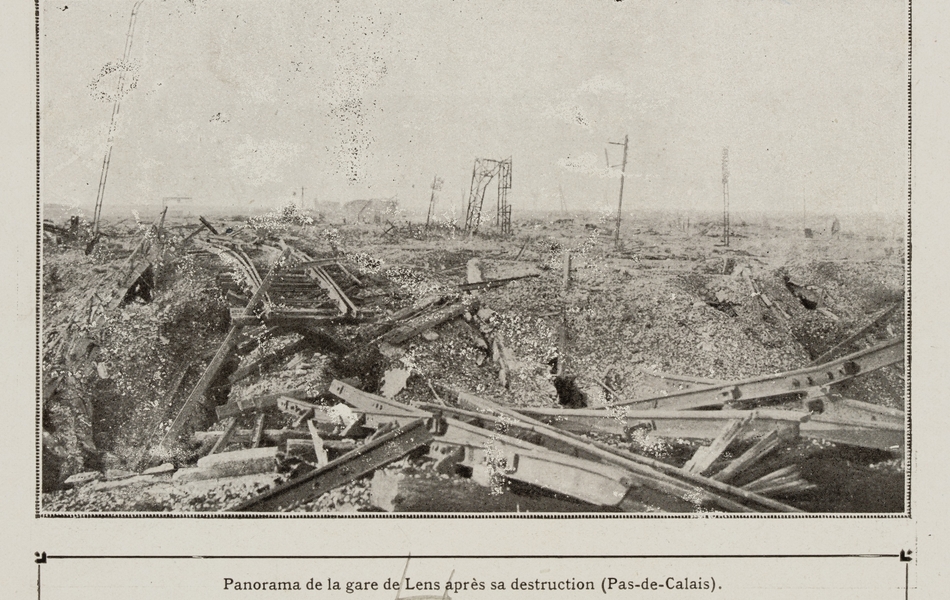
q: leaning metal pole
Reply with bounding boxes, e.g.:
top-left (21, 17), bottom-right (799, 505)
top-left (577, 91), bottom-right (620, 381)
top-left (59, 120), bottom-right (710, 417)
top-left (722, 147), bottom-right (730, 247)
top-left (92, 0), bottom-right (148, 236)
top-left (609, 134), bottom-right (629, 248)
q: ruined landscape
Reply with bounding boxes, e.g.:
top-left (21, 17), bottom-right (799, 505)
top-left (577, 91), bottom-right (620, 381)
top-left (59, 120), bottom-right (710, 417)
top-left (39, 1), bottom-right (908, 515)
top-left (40, 203), bottom-right (906, 514)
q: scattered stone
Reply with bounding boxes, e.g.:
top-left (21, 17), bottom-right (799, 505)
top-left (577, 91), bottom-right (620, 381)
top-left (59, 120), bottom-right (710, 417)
top-left (476, 307), bottom-right (496, 321)
top-left (195, 446), bottom-right (280, 479)
top-left (421, 331), bottom-right (439, 341)
top-left (172, 467), bottom-right (206, 483)
top-left (380, 367), bottom-right (411, 398)
top-left (88, 475), bottom-right (152, 491)
top-left (378, 342), bottom-right (405, 359)
top-left (64, 471), bottom-right (101, 486)
top-left (142, 463), bottom-right (176, 476)
top-left (103, 468), bottom-right (137, 481)
top-left (328, 403), bottom-right (360, 431)
top-left (429, 443), bottom-right (465, 475)
top-left (467, 258), bottom-right (484, 284)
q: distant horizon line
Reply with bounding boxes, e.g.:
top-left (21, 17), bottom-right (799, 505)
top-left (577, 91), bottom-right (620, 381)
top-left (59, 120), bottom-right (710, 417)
top-left (42, 201), bottom-right (907, 220)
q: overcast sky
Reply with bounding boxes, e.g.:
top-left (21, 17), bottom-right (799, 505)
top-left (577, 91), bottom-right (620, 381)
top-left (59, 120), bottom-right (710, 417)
top-left (41, 0), bottom-right (909, 217)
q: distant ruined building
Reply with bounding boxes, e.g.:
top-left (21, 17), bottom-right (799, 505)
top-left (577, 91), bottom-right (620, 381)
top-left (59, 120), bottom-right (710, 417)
top-left (343, 197), bottom-right (398, 224)
top-left (161, 197), bottom-right (194, 218)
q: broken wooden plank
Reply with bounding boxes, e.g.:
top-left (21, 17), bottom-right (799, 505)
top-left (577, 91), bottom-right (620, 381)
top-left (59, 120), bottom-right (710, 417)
top-left (711, 429), bottom-right (782, 483)
top-left (753, 479), bottom-right (817, 497)
top-left (380, 302), bottom-right (468, 345)
top-left (744, 466), bottom-right (814, 496)
top-left (180, 223), bottom-right (206, 245)
top-left (228, 418), bottom-right (434, 512)
top-left (743, 465), bottom-right (798, 490)
top-left (357, 295), bottom-right (446, 341)
top-left (250, 413), bottom-right (266, 449)
top-left (207, 417), bottom-right (240, 455)
top-left (285, 438), bottom-right (357, 458)
top-left (618, 337), bottom-right (904, 410)
top-left (335, 263), bottom-right (362, 286)
top-left (491, 337), bottom-right (514, 388)
top-left (198, 216), bottom-right (219, 235)
top-left (458, 272), bottom-right (540, 291)
top-left (682, 413), bottom-right (755, 475)
top-left (107, 261), bottom-right (154, 310)
top-left (228, 310), bottom-right (262, 327)
top-left (307, 420), bottom-right (330, 466)
top-left (228, 337), bottom-right (312, 384)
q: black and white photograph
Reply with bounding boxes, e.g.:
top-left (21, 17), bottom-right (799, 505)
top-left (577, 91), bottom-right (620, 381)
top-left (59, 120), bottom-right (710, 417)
top-left (38, 0), bottom-right (909, 515)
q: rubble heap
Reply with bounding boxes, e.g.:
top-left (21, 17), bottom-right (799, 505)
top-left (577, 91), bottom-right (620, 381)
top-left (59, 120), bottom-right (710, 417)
top-left (41, 213), bottom-right (906, 513)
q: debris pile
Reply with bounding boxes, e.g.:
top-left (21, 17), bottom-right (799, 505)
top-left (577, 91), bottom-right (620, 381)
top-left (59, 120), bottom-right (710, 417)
top-left (42, 213), bottom-right (906, 513)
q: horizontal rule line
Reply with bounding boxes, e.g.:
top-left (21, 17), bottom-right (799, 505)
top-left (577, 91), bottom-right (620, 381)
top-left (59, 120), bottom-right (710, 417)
top-left (44, 554), bottom-right (901, 560)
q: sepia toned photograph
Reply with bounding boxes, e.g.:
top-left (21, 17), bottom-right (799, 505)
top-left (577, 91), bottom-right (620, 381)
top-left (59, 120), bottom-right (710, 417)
top-left (39, 0), bottom-right (908, 515)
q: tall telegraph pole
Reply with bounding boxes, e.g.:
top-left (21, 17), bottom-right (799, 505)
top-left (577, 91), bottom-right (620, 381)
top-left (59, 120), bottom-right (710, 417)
top-left (722, 147), bottom-right (730, 247)
top-left (608, 134), bottom-right (629, 247)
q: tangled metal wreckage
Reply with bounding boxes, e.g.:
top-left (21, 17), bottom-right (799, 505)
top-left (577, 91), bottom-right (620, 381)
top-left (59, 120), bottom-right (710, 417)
top-left (41, 211), bottom-right (906, 514)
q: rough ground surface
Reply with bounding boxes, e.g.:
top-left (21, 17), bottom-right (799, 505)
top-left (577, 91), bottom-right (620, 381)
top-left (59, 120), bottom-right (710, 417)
top-left (40, 209), bottom-right (906, 513)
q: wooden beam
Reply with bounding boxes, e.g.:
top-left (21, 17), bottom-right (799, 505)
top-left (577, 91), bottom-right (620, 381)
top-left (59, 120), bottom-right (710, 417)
top-left (711, 430), bottom-right (782, 483)
top-left (380, 303), bottom-right (468, 345)
top-left (207, 417), bottom-right (239, 455)
top-left (458, 272), bottom-right (540, 291)
top-left (250, 413), bottom-right (266, 449)
top-left (683, 413), bottom-right (755, 475)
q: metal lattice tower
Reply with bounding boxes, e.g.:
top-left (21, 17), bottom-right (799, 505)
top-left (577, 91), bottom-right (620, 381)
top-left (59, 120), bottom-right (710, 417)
top-left (722, 147), bottom-right (730, 247)
top-left (464, 158), bottom-right (512, 235)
